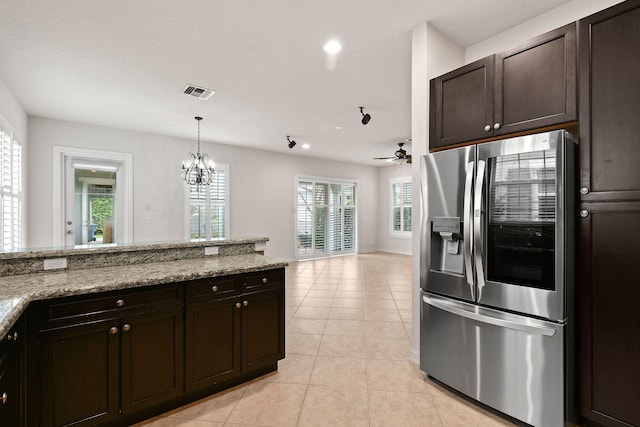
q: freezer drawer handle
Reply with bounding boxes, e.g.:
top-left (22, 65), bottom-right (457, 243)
top-left (423, 295), bottom-right (557, 336)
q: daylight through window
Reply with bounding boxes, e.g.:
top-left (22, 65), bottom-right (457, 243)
top-left (187, 164), bottom-right (229, 240)
top-left (0, 119), bottom-right (21, 250)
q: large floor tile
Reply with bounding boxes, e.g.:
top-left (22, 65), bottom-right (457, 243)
top-left (318, 334), bottom-right (366, 358)
top-left (298, 385), bottom-right (369, 427)
top-left (294, 306), bottom-right (331, 320)
top-left (366, 359), bottom-right (431, 393)
top-left (160, 385), bottom-right (246, 423)
top-left (309, 355), bottom-right (368, 388)
top-left (286, 333), bottom-right (322, 355)
top-left (287, 318), bottom-right (327, 335)
top-left (328, 307), bottom-right (365, 320)
top-left (365, 336), bottom-right (411, 360)
top-left (226, 382), bottom-right (307, 426)
top-left (323, 319), bottom-right (365, 336)
top-left (261, 354), bottom-right (317, 385)
top-left (365, 320), bottom-right (409, 339)
top-left (369, 389), bottom-right (443, 427)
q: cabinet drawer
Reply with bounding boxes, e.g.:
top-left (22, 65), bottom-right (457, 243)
top-left (241, 269), bottom-right (284, 292)
top-left (186, 276), bottom-right (239, 303)
top-left (39, 284), bottom-right (183, 329)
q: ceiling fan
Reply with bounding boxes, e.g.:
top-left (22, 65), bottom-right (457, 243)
top-left (374, 141), bottom-right (412, 164)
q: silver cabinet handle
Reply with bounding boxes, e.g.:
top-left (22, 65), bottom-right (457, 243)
top-left (243, 300), bottom-right (249, 307)
top-left (6, 331), bottom-right (17, 342)
top-left (580, 210), bottom-right (590, 218)
top-left (116, 299), bottom-right (125, 308)
top-left (235, 302), bottom-right (241, 309)
top-left (580, 187), bottom-right (589, 195)
top-left (109, 327), bottom-right (118, 335)
top-left (474, 160), bottom-right (487, 301)
top-left (484, 125), bottom-right (491, 132)
top-left (493, 123), bottom-right (501, 130)
top-left (212, 285), bottom-right (219, 292)
top-left (463, 161), bottom-right (475, 300)
top-left (262, 277), bottom-right (268, 284)
top-left (122, 324), bottom-right (131, 332)
top-left (1, 392), bottom-right (7, 404)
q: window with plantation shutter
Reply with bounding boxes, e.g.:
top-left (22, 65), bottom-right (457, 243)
top-left (186, 164), bottom-right (229, 240)
top-left (0, 119), bottom-right (21, 250)
top-left (296, 177), bottom-right (357, 259)
top-left (390, 176), bottom-right (412, 238)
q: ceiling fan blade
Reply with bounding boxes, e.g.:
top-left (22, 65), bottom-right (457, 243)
top-left (373, 156), bottom-right (396, 160)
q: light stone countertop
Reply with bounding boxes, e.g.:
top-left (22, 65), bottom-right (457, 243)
top-left (0, 253), bottom-right (287, 338)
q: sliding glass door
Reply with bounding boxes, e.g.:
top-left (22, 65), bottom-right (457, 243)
top-left (297, 178), bottom-right (356, 259)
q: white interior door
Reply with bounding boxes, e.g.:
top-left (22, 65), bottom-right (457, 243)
top-left (53, 147), bottom-right (132, 248)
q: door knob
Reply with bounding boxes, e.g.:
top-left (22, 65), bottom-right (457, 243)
top-left (580, 210), bottom-right (590, 218)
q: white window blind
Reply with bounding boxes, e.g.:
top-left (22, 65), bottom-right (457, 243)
top-left (296, 178), bottom-right (357, 259)
top-left (0, 120), bottom-right (21, 250)
top-left (390, 177), bottom-right (412, 237)
top-left (187, 164), bottom-right (229, 240)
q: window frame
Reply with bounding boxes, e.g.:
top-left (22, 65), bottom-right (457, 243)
top-left (185, 163), bottom-right (230, 241)
top-left (0, 117), bottom-right (22, 250)
top-left (390, 176), bottom-right (412, 239)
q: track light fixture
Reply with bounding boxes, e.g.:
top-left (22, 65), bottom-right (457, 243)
top-left (359, 107), bottom-right (371, 125)
top-left (287, 136), bottom-right (297, 149)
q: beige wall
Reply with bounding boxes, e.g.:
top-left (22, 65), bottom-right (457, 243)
top-left (27, 116), bottom-right (380, 261)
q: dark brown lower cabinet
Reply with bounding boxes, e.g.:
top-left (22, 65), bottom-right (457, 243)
top-left (185, 281), bottom-right (285, 393)
top-left (120, 307), bottom-right (184, 415)
top-left (0, 317), bottom-right (24, 426)
top-left (39, 318), bottom-right (120, 427)
top-left (242, 289), bottom-right (285, 372)
top-left (34, 268), bottom-right (284, 427)
top-left (579, 204), bottom-right (640, 427)
top-left (38, 287), bottom-right (185, 427)
top-left (185, 296), bottom-right (242, 391)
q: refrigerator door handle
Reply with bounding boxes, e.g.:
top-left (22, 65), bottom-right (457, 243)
top-left (422, 294), bottom-right (557, 336)
top-left (463, 161), bottom-right (475, 300)
top-left (474, 160), bottom-right (486, 301)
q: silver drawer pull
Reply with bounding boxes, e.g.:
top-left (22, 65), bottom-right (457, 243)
top-left (212, 285), bottom-right (219, 292)
top-left (243, 300), bottom-right (249, 307)
top-left (122, 324), bottom-right (131, 332)
top-left (116, 299), bottom-right (125, 308)
top-left (109, 327), bottom-right (118, 335)
top-left (262, 277), bottom-right (268, 284)
top-left (2, 392), bottom-right (7, 404)
top-left (235, 302), bottom-right (242, 309)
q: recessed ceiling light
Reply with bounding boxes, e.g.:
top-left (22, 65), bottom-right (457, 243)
top-left (335, 125), bottom-right (343, 130)
top-left (323, 40), bottom-right (342, 54)
top-left (302, 143), bottom-right (311, 150)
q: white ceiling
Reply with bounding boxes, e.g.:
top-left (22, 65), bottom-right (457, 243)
top-left (0, 0), bottom-right (571, 165)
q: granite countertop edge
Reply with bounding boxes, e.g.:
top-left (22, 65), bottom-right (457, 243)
top-left (0, 237), bottom-right (270, 260)
top-left (0, 253), bottom-right (287, 338)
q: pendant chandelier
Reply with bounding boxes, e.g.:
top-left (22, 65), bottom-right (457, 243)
top-left (182, 116), bottom-right (215, 190)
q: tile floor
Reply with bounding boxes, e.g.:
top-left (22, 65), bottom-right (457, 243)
top-left (136, 252), bottom-right (515, 426)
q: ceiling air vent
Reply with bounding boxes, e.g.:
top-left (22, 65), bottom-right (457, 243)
top-left (182, 84), bottom-right (215, 100)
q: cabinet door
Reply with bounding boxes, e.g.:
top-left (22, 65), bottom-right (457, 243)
top-left (185, 297), bottom-right (241, 392)
top-left (495, 23), bottom-right (576, 136)
top-left (241, 289), bottom-right (285, 371)
top-left (39, 318), bottom-right (120, 427)
top-left (579, 1), bottom-right (640, 202)
top-left (430, 56), bottom-right (494, 149)
top-left (578, 203), bottom-right (640, 427)
top-left (0, 343), bottom-right (21, 426)
top-left (120, 306), bottom-right (184, 415)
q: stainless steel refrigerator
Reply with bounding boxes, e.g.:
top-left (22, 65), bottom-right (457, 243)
top-left (420, 130), bottom-right (576, 427)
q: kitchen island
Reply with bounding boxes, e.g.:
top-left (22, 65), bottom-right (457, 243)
top-left (0, 238), bottom-right (287, 426)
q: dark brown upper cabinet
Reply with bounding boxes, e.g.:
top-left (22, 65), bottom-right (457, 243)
top-left (430, 23), bottom-right (576, 150)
